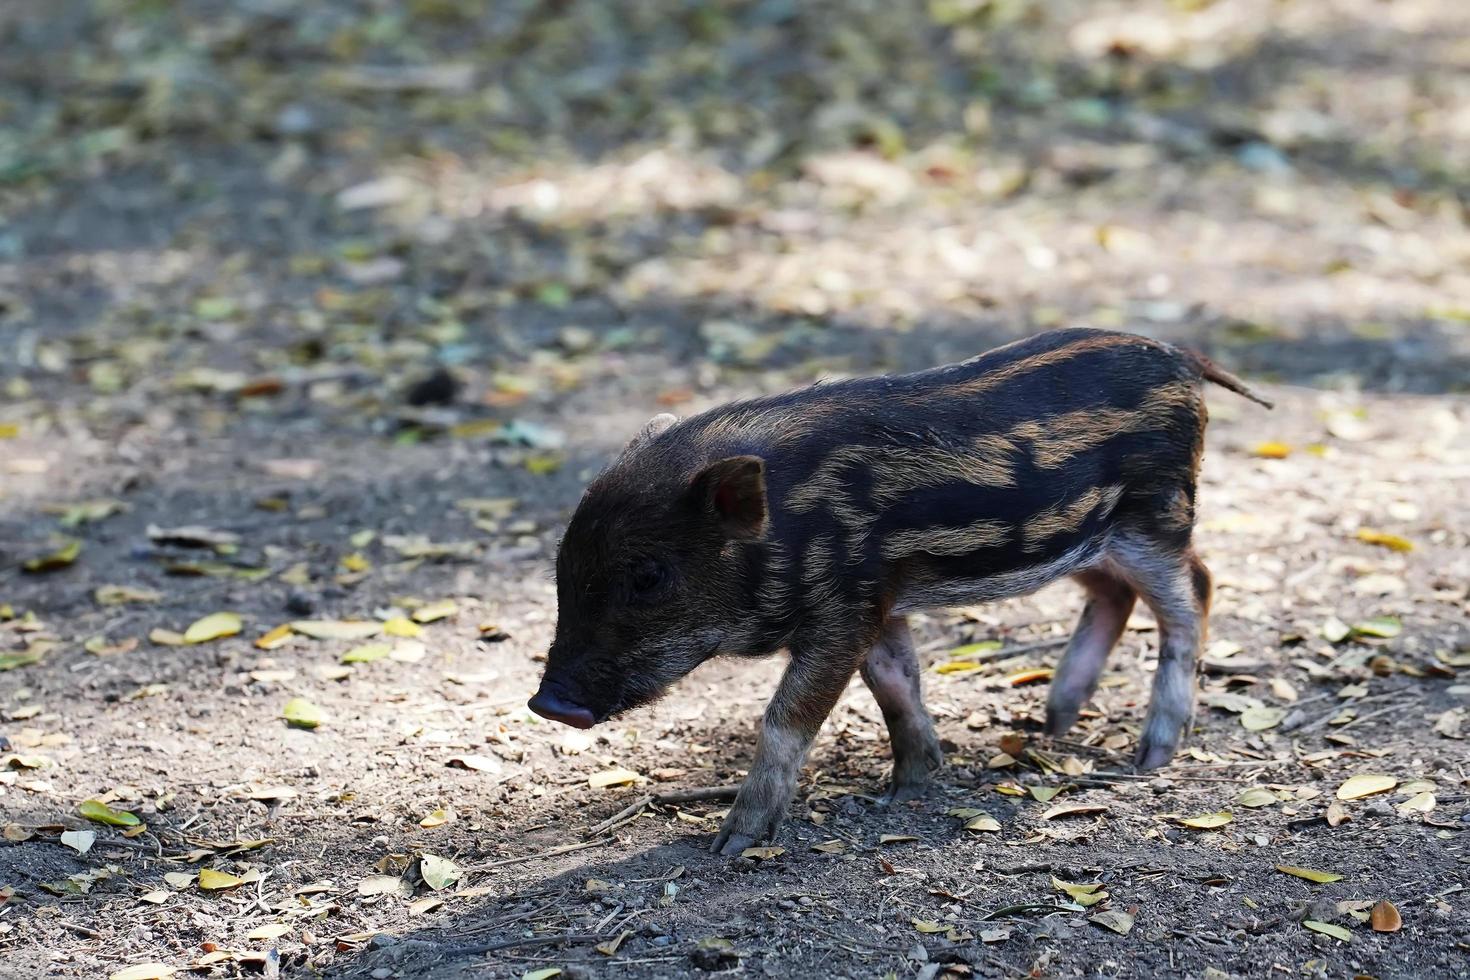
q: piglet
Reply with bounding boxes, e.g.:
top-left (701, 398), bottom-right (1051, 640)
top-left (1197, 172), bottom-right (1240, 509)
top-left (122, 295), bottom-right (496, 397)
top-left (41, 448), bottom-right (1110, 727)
top-left (529, 328), bottom-right (1271, 855)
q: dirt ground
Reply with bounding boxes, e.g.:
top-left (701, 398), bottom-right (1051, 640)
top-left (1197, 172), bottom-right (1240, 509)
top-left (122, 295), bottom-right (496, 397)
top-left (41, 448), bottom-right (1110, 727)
top-left (2, 1), bottom-right (1468, 978)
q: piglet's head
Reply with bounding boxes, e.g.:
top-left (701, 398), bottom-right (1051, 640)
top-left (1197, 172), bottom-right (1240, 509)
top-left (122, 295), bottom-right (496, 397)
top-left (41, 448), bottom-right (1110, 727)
top-left (529, 418), bottom-right (768, 729)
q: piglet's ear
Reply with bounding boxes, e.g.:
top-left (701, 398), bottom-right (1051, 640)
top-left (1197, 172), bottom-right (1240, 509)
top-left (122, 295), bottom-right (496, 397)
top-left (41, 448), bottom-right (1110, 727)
top-left (625, 412), bottom-right (678, 451)
top-left (692, 455), bottom-right (768, 541)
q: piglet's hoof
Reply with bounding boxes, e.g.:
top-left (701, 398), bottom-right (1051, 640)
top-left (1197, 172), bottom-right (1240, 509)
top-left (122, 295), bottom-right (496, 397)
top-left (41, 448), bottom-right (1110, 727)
top-left (710, 830), bottom-right (758, 857)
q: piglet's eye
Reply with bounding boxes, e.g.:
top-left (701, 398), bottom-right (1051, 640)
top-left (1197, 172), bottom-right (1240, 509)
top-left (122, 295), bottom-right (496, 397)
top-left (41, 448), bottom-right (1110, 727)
top-left (628, 559), bottom-right (668, 597)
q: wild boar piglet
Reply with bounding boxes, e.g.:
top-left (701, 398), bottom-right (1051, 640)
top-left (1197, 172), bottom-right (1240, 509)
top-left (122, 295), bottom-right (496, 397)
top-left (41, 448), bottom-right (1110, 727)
top-left (529, 328), bottom-right (1271, 855)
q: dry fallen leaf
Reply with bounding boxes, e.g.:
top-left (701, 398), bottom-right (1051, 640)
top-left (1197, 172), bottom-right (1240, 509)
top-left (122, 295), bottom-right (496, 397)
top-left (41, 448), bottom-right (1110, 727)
top-left (1336, 774), bottom-right (1397, 800)
top-left (246, 923), bottom-right (290, 941)
top-left (1303, 920), bottom-right (1351, 942)
top-left (1370, 900), bottom-right (1401, 932)
top-left (1176, 811), bottom-right (1233, 829)
top-left (411, 599), bottom-right (459, 624)
top-left (588, 768), bottom-right (641, 789)
top-left (1355, 528), bottom-right (1413, 552)
top-left (739, 846), bottom-right (784, 860)
top-left (254, 624), bottom-right (293, 650)
top-left (183, 612), bottom-right (242, 644)
top-left (357, 875), bottom-right (404, 896)
top-left (1240, 706), bottom-right (1285, 731)
top-left (911, 919), bottom-right (947, 933)
top-left (595, 930), bottom-right (633, 956)
top-left (198, 869), bottom-right (243, 891)
top-left (1053, 877), bottom-right (1108, 907)
top-left (1237, 788), bottom-right (1279, 808)
top-left (341, 643), bottom-right (391, 664)
top-left (420, 854), bottom-right (461, 891)
top-left (1041, 803), bottom-right (1107, 821)
top-left (60, 830), bottom-right (95, 854)
top-left (1395, 792), bottom-right (1435, 815)
top-left (289, 620), bottom-right (382, 640)
top-left (282, 698), bottom-right (324, 729)
top-left (1276, 865), bottom-right (1343, 883)
top-left (419, 808), bottom-right (454, 829)
top-left (964, 814), bottom-right (1001, 833)
top-left (1089, 908), bottom-right (1134, 935)
top-left (108, 965), bottom-right (177, 980)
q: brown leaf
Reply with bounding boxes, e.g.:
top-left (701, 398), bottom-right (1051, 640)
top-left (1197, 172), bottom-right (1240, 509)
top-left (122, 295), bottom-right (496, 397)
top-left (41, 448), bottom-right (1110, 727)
top-left (1370, 900), bottom-right (1401, 932)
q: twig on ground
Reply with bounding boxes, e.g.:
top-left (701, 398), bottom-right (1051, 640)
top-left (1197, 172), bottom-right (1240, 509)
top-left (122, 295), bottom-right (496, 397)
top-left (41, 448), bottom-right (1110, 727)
top-left (465, 837), bottom-right (613, 873)
top-left (437, 931), bottom-right (604, 956)
top-left (585, 795), bottom-right (652, 839)
top-left (653, 786), bottom-right (741, 804)
top-left (1286, 692), bottom-right (1410, 735)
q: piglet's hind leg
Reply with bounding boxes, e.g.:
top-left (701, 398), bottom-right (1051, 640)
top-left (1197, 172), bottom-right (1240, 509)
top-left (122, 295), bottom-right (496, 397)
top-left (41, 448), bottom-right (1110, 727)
top-left (1109, 535), bottom-right (1211, 770)
top-left (860, 616), bottom-right (943, 803)
top-left (1045, 569), bottom-right (1137, 737)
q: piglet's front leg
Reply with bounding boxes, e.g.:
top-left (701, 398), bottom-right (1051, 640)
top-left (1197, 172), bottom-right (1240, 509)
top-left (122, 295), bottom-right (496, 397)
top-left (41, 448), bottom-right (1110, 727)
top-left (711, 643), bottom-right (860, 857)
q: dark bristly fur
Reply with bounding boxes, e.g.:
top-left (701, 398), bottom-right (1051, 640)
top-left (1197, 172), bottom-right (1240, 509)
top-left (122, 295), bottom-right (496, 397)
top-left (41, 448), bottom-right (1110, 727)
top-left (530, 328), bottom-right (1271, 855)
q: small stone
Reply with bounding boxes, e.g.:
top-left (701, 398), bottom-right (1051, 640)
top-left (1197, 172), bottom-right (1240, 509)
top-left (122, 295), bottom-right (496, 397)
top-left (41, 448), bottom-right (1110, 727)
top-left (371, 970), bottom-right (392, 979)
top-left (273, 104), bottom-right (318, 137)
top-left (285, 591), bottom-right (316, 616)
top-left (369, 933), bottom-right (398, 949)
top-left (1149, 778), bottom-right (1175, 793)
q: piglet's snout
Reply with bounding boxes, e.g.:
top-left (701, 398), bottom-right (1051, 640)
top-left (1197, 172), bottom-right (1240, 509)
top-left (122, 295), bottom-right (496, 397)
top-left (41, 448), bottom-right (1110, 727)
top-left (528, 681), bottom-right (596, 729)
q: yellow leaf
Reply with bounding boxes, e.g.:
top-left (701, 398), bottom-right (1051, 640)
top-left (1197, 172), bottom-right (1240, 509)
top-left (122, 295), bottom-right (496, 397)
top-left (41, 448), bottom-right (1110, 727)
top-left (23, 538), bottom-right (82, 573)
top-left (964, 814), bottom-right (1001, 833)
top-left (341, 643), bottom-right (391, 664)
top-left (1236, 788), bottom-right (1279, 808)
top-left (1336, 773), bottom-right (1397, 801)
top-left (419, 808), bottom-right (454, 829)
top-left (912, 919), bottom-right (947, 933)
top-left (254, 624), bottom-right (293, 650)
top-left (1176, 811), bottom-right (1233, 829)
top-left (588, 768), bottom-right (641, 789)
top-left (289, 620), bottom-right (382, 640)
top-left (935, 660), bottom-right (982, 674)
top-left (1252, 441), bottom-right (1292, 459)
top-left (1355, 528), bottom-right (1413, 552)
top-left (411, 599), bottom-right (459, 624)
top-left (739, 846), bottom-right (784, 860)
top-left (247, 923), bottom-right (290, 941)
top-left (78, 799), bottom-right (141, 827)
top-left (183, 612), bottom-right (242, 644)
top-left (1052, 877), bottom-right (1108, 907)
top-left (339, 552), bottom-right (372, 572)
top-left (383, 617), bottom-right (421, 637)
top-left (522, 970), bottom-right (562, 980)
top-left (95, 585), bottom-right (162, 605)
top-left (879, 834), bottom-right (918, 845)
top-left (1275, 865), bottom-right (1343, 883)
top-left (282, 698), bottom-right (325, 729)
top-left (0, 423), bottom-right (17, 439)
top-left (109, 965), bottom-right (177, 980)
top-left (595, 930), bottom-right (632, 956)
top-left (148, 628), bottom-right (188, 646)
top-left (1396, 791), bottom-right (1435, 815)
top-left (198, 868), bottom-right (243, 891)
top-left (1303, 920), bottom-right (1351, 942)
